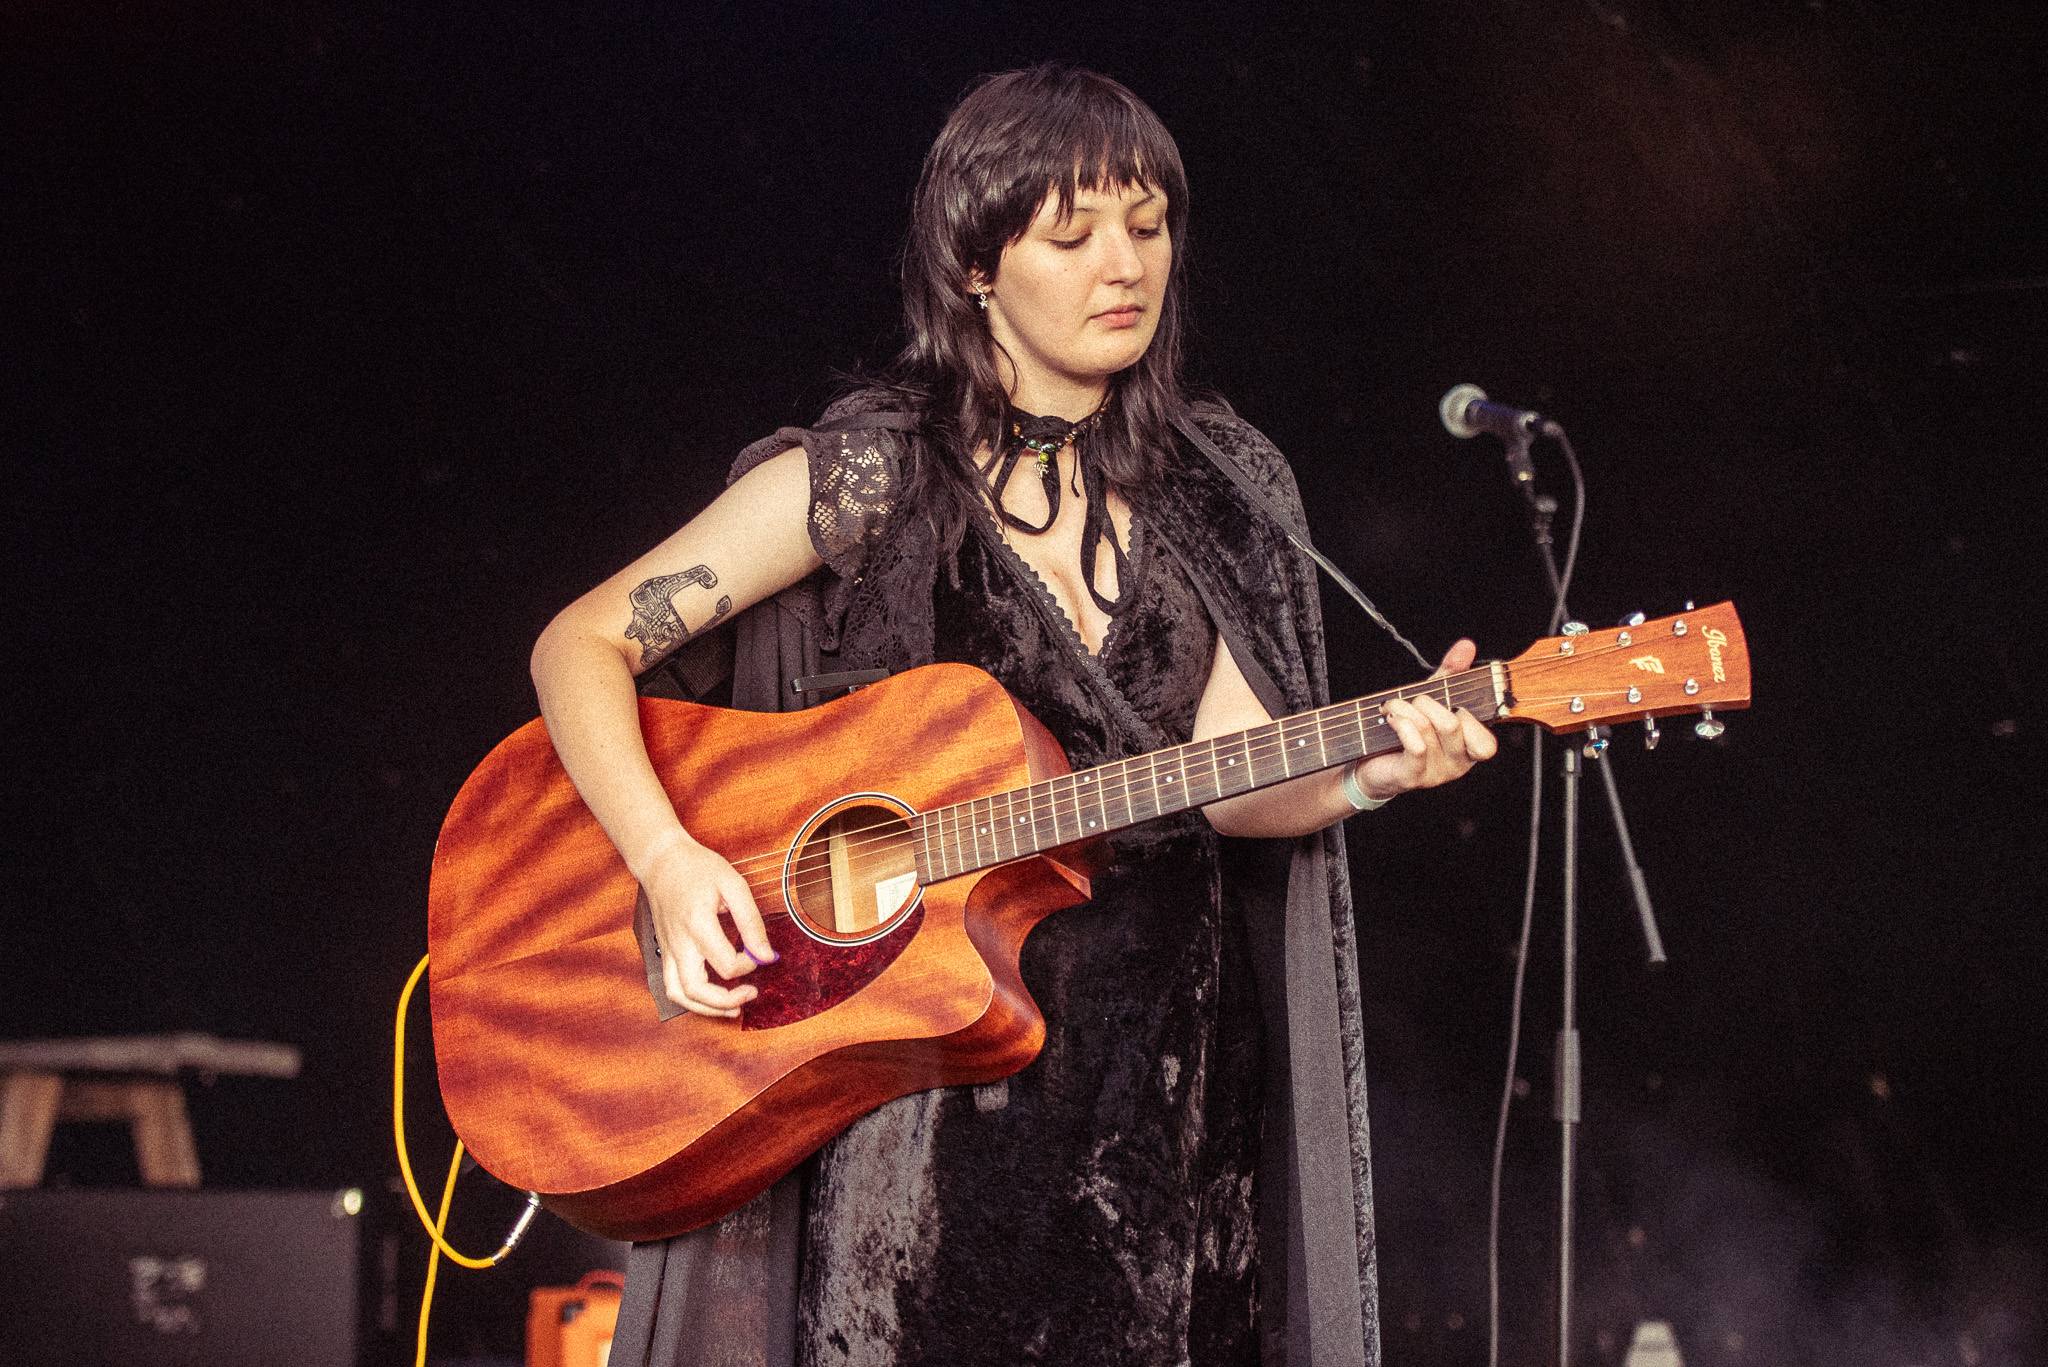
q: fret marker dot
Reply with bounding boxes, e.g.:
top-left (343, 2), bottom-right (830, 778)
top-left (1087, 819), bottom-right (1097, 828)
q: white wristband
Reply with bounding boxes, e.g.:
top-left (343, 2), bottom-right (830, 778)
top-left (1341, 765), bottom-right (1392, 812)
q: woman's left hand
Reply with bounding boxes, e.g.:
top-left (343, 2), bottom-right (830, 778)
top-left (1351, 638), bottom-right (1499, 802)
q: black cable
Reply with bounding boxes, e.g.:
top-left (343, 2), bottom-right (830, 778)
top-left (1490, 729), bottom-right (1544, 1367)
top-left (1486, 422), bottom-right (1586, 1367)
top-left (1548, 427), bottom-right (1586, 634)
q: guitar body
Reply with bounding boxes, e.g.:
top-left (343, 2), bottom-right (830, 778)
top-left (428, 663), bottom-right (1089, 1241)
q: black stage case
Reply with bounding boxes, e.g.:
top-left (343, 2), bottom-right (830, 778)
top-left (0, 1188), bottom-right (358, 1366)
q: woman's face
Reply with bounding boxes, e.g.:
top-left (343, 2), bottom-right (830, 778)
top-left (978, 180), bottom-right (1171, 415)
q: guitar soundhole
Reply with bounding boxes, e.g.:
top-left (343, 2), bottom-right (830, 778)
top-left (784, 797), bottom-right (921, 944)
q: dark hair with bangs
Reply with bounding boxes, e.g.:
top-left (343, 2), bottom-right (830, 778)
top-left (874, 64), bottom-right (1193, 553)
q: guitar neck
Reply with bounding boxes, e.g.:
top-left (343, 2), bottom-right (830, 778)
top-left (913, 664), bottom-right (1508, 883)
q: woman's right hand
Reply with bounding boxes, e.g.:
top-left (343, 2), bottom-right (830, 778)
top-left (635, 829), bottom-right (779, 1019)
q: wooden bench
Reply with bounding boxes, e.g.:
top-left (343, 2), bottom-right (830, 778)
top-left (0, 1034), bottom-right (301, 1188)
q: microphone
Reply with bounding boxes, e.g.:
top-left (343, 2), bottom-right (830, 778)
top-left (1439, 383), bottom-right (1554, 442)
top-left (1439, 384), bottom-right (1553, 486)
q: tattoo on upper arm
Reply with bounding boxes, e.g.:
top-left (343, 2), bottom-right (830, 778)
top-left (626, 565), bottom-right (732, 668)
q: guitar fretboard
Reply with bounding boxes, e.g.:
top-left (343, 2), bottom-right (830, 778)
top-left (912, 665), bottom-right (1506, 883)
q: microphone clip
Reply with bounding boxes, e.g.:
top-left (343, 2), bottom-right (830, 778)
top-left (1439, 383), bottom-right (1557, 503)
top-left (1502, 425), bottom-right (1539, 494)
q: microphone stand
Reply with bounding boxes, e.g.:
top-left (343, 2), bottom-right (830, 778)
top-left (1505, 424), bottom-right (1667, 1367)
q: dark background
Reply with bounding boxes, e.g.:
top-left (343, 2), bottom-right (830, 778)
top-left (4, 1), bottom-right (2043, 1363)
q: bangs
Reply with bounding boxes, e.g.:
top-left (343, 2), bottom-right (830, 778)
top-left (936, 65), bottom-right (1189, 255)
top-left (1024, 99), bottom-right (1184, 230)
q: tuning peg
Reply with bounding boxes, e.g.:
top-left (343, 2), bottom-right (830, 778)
top-left (1620, 611), bottom-right (1647, 627)
top-left (1644, 716), bottom-right (1661, 750)
top-left (1694, 709), bottom-right (1726, 740)
top-left (1583, 726), bottom-right (1610, 760)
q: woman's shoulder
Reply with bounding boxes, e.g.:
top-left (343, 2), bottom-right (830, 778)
top-left (814, 385), bottom-right (926, 431)
top-left (722, 385), bottom-right (923, 576)
top-left (727, 387), bottom-right (922, 485)
top-left (1178, 396), bottom-right (1302, 505)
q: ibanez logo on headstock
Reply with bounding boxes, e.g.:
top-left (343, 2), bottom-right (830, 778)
top-left (1703, 627), bottom-right (1730, 683)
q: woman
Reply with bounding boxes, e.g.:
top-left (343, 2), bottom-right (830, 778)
top-left (532, 64), bottom-right (1494, 1367)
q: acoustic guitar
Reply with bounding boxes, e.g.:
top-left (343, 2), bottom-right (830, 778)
top-left (428, 603), bottom-right (1750, 1241)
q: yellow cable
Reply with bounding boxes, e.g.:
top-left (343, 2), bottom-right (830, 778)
top-left (393, 953), bottom-right (504, 1268)
top-left (416, 1142), bottom-right (463, 1367)
top-left (396, 952), bottom-right (546, 1366)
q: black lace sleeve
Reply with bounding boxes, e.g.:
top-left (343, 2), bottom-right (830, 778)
top-left (803, 425), bottom-right (903, 580)
top-left (725, 390), bottom-right (912, 587)
top-left (720, 404), bottom-right (918, 662)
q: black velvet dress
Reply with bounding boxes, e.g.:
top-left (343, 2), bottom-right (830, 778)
top-left (620, 399), bottom-right (1383, 1367)
top-left (790, 475), bottom-right (1268, 1366)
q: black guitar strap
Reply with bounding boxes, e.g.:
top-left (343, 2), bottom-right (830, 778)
top-left (1168, 408), bottom-right (1434, 673)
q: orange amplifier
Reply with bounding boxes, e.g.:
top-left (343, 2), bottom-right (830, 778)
top-left (527, 1269), bottom-right (626, 1367)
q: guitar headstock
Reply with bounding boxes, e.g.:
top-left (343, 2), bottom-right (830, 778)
top-left (1499, 601), bottom-right (1750, 733)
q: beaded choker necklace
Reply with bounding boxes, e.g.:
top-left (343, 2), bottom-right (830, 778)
top-left (1013, 403), bottom-right (1109, 473)
top-left (985, 399), bottom-right (1132, 617)
top-left (986, 400), bottom-right (1109, 537)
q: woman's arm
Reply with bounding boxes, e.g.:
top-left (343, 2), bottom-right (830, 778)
top-left (1194, 634), bottom-right (1498, 839)
top-left (529, 446), bottom-right (821, 1018)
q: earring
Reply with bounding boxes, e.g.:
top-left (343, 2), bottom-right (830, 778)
top-left (974, 287), bottom-right (989, 312)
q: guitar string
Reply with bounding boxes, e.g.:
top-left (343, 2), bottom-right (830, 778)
top-left (665, 630), bottom-right (1736, 933)
top-left (699, 631), bottom-right (1727, 926)
top-left (728, 672), bottom-right (1503, 885)
top-left (722, 691), bottom-right (1475, 921)
top-left (712, 626), bottom-right (1724, 896)
top-left (910, 676), bottom-right (1503, 867)
top-left (709, 673), bottom-right (1503, 899)
top-left (1497, 624), bottom-right (1733, 689)
top-left (730, 674), bottom-right (1497, 884)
